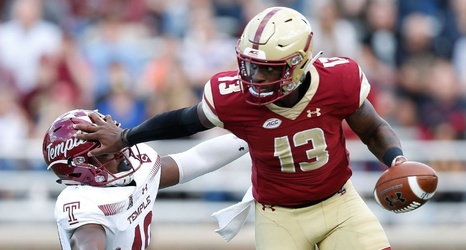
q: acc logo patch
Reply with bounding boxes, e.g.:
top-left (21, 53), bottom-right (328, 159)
top-left (263, 118), bottom-right (282, 129)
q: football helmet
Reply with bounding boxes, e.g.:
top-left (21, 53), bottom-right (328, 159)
top-left (236, 7), bottom-right (314, 105)
top-left (42, 109), bottom-right (142, 186)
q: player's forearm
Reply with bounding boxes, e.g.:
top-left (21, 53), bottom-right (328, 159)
top-left (123, 105), bottom-right (208, 146)
top-left (365, 124), bottom-right (405, 167)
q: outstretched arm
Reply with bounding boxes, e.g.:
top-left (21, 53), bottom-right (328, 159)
top-left (74, 104), bottom-right (215, 156)
top-left (346, 100), bottom-right (407, 167)
top-left (159, 133), bottom-right (249, 189)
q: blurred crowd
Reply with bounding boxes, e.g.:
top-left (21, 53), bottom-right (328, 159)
top-left (1, 0), bottom-right (466, 173)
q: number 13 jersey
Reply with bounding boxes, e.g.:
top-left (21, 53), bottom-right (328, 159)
top-left (201, 57), bottom-right (370, 207)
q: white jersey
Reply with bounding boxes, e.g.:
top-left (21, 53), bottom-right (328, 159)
top-left (54, 143), bottom-right (161, 250)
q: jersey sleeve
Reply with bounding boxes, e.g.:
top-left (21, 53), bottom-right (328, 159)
top-left (358, 65), bottom-right (371, 107)
top-left (201, 80), bottom-right (225, 128)
top-left (201, 71), bottom-right (243, 128)
top-left (327, 57), bottom-right (371, 115)
top-left (55, 190), bottom-right (108, 232)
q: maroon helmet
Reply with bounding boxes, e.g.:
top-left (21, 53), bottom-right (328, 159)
top-left (42, 109), bottom-right (142, 186)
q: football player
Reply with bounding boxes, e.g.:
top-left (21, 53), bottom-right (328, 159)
top-left (75, 7), bottom-right (408, 250)
top-left (43, 109), bottom-right (249, 250)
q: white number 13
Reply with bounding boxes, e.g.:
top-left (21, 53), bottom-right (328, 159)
top-left (274, 128), bottom-right (329, 172)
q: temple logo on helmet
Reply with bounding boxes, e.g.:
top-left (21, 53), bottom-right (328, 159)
top-left (46, 137), bottom-right (86, 161)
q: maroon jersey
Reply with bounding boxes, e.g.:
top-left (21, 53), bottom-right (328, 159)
top-left (202, 57), bottom-right (370, 206)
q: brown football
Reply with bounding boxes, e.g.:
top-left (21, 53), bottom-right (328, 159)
top-left (373, 161), bottom-right (438, 213)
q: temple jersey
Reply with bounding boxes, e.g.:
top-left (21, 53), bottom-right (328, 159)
top-left (54, 143), bottom-right (161, 250)
top-left (202, 57), bottom-right (370, 207)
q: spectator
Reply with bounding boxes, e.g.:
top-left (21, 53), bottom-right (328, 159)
top-left (451, 0), bottom-right (466, 94)
top-left (417, 59), bottom-right (466, 140)
top-left (0, 85), bottom-right (30, 170)
top-left (396, 0), bottom-right (460, 59)
top-left (178, 1), bottom-right (237, 98)
top-left (80, 6), bottom-right (151, 100)
top-left (138, 36), bottom-right (198, 116)
top-left (95, 61), bottom-right (147, 128)
top-left (0, 0), bottom-right (62, 102)
top-left (363, 0), bottom-right (398, 67)
top-left (25, 34), bottom-right (94, 126)
top-left (308, 0), bottom-right (361, 59)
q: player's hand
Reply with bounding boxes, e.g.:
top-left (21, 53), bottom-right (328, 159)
top-left (73, 112), bottom-right (125, 156)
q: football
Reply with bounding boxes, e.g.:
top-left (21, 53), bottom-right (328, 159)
top-left (373, 161), bottom-right (438, 213)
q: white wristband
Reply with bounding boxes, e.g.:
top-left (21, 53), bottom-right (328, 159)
top-left (169, 133), bottom-right (249, 184)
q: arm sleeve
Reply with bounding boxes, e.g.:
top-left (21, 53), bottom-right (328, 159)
top-left (169, 133), bottom-right (249, 184)
top-left (126, 105), bottom-right (208, 145)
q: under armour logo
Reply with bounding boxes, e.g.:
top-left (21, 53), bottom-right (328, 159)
top-left (261, 204), bottom-right (276, 211)
top-left (385, 192), bottom-right (406, 207)
top-left (307, 108), bottom-right (321, 118)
